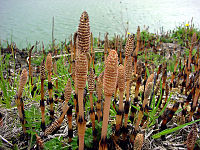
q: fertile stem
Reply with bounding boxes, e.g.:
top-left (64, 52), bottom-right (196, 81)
top-left (99, 95), bottom-right (111, 150)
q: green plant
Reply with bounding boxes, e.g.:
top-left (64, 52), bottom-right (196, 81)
top-left (45, 137), bottom-right (64, 150)
top-left (152, 119), bottom-right (200, 139)
top-left (24, 105), bottom-right (51, 149)
top-left (0, 53), bottom-right (18, 108)
top-left (171, 23), bottom-right (200, 46)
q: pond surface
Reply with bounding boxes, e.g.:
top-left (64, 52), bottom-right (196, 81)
top-left (0, 0), bottom-right (200, 48)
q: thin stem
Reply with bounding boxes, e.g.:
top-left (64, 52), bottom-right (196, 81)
top-left (119, 90), bottom-right (124, 112)
top-left (100, 95), bottom-right (111, 142)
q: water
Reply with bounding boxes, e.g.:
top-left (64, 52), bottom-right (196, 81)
top-left (0, 0), bottom-right (200, 49)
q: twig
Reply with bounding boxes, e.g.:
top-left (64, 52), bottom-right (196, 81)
top-left (0, 135), bottom-right (13, 147)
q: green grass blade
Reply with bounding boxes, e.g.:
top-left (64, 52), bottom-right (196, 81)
top-left (152, 118), bottom-right (200, 139)
top-left (145, 66), bottom-right (150, 77)
top-left (158, 92), bottom-right (172, 117)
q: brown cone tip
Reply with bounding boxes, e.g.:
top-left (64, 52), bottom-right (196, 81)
top-left (137, 26), bottom-right (140, 41)
top-left (18, 69), bottom-right (28, 98)
top-left (78, 11), bottom-right (90, 53)
top-left (145, 73), bottom-right (154, 87)
top-left (118, 64), bottom-right (125, 91)
top-left (44, 120), bottom-right (59, 136)
top-left (103, 50), bottom-right (118, 96)
top-left (125, 35), bottom-right (134, 57)
top-left (98, 71), bottom-right (104, 85)
top-left (134, 133), bottom-right (144, 150)
top-left (125, 56), bottom-right (132, 81)
top-left (144, 82), bottom-right (153, 100)
top-left (144, 73), bottom-right (154, 100)
top-left (96, 72), bottom-right (104, 98)
top-left (64, 79), bottom-right (72, 102)
top-left (88, 68), bottom-right (95, 93)
top-left (76, 53), bottom-right (88, 89)
top-left (187, 123), bottom-right (198, 150)
top-left (46, 53), bottom-right (52, 72)
top-left (191, 32), bottom-right (197, 44)
top-left (40, 59), bottom-right (46, 80)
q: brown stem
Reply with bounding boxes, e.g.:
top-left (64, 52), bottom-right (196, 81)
top-left (193, 85), bottom-right (200, 108)
top-left (170, 59), bottom-right (179, 90)
top-left (134, 56), bottom-right (137, 75)
top-left (119, 50), bottom-right (122, 64)
top-left (15, 97), bottom-right (26, 133)
top-left (78, 89), bottom-right (84, 119)
top-left (48, 71), bottom-right (54, 120)
top-left (78, 121), bottom-right (86, 150)
top-left (28, 46), bottom-right (34, 86)
top-left (58, 103), bottom-right (69, 124)
top-left (78, 88), bottom-right (85, 150)
top-left (92, 55), bottom-right (95, 69)
top-left (124, 80), bottom-right (130, 128)
top-left (67, 106), bottom-right (73, 143)
top-left (135, 110), bottom-right (143, 131)
top-left (41, 79), bottom-right (45, 131)
top-left (119, 90), bottom-right (124, 112)
top-left (100, 95), bottom-right (111, 146)
top-left (126, 80), bottom-right (130, 101)
top-left (115, 114), bottom-right (122, 132)
top-left (96, 101), bottom-right (101, 122)
top-left (188, 44), bottom-right (194, 71)
top-left (89, 92), bottom-right (95, 130)
top-left (124, 114), bottom-right (128, 128)
top-left (89, 92), bottom-right (94, 110)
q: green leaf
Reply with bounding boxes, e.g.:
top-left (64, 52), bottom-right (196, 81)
top-left (152, 119), bottom-right (200, 139)
top-left (145, 66), bottom-right (150, 77)
top-left (158, 92), bottom-right (172, 117)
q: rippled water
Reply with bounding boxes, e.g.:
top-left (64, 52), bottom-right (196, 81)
top-left (0, 0), bottom-right (200, 48)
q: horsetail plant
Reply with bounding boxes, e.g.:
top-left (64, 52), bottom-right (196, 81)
top-left (64, 79), bottom-right (72, 104)
top-left (160, 102), bottom-right (179, 140)
top-left (28, 46), bottom-right (34, 87)
top-left (130, 75), bottom-right (141, 123)
top-left (122, 34), bottom-right (134, 134)
top-left (134, 26), bottom-right (140, 75)
top-left (76, 10), bottom-right (90, 150)
top-left (104, 33), bottom-right (109, 62)
top-left (99, 50), bottom-right (118, 150)
top-left (53, 61), bottom-right (59, 104)
top-left (44, 102), bottom-right (69, 136)
top-left (15, 69), bottom-right (28, 134)
top-left (187, 123), bottom-right (198, 150)
top-left (64, 78), bottom-right (73, 142)
top-left (135, 73), bottom-right (154, 132)
top-left (88, 68), bottom-right (96, 139)
top-left (96, 72), bottom-right (104, 122)
top-left (123, 56), bottom-right (133, 130)
top-left (115, 64), bottom-right (125, 140)
top-left (46, 53), bottom-right (54, 121)
top-left (76, 53), bottom-right (88, 150)
top-left (188, 76), bottom-right (200, 121)
top-left (67, 105), bottom-right (73, 143)
top-left (170, 54), bottom-right (179, 90)
top-left (122, 55), bottom-right (133, 140)
top-left (186, 33), bottom-right (197, 94)
top-left (40, 59), bottom-right (46, 132)
top-left (134, 133), bottom-right (144, 150)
